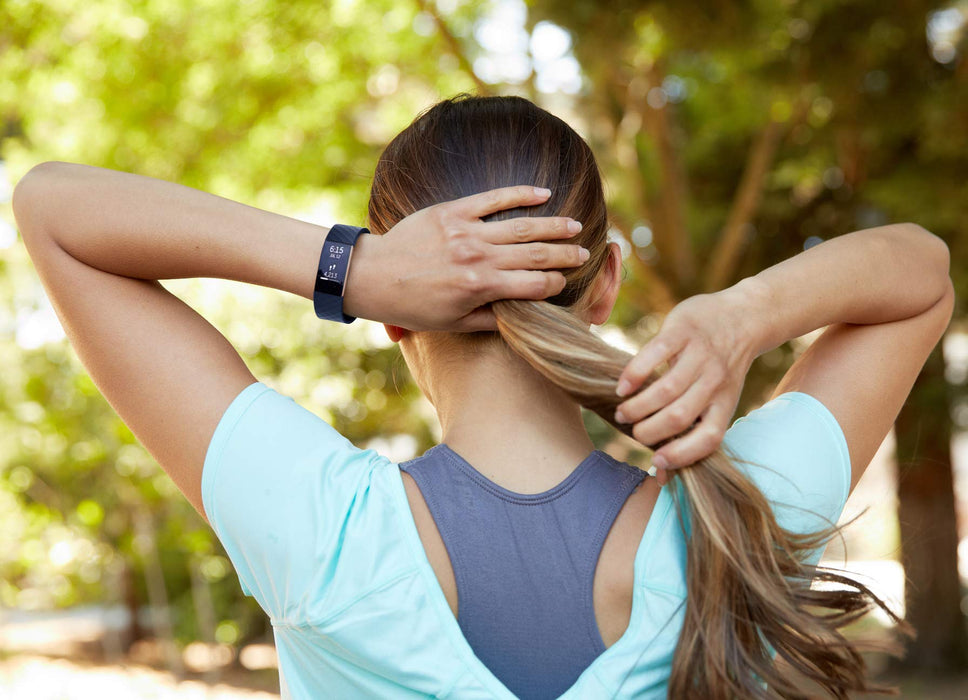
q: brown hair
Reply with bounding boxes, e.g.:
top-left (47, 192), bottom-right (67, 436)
top-left (368, 94), bottom-right (909, 698)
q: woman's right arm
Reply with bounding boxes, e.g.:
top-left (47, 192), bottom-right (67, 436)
top-left (739, 223), bottom-right (950, 356)
top-left (741, 223), bottom-right (953, 494)
top-left (616, 223), bottom-right (953, 492)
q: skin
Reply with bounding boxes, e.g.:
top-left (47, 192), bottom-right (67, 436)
top-left (13, 161), bottom-right (955, 649)
top-left (12, 162), bottom-right (588, 519)
top-left (613, 223), bottom-right (953, 493)
top-left (390, 223), bottom-right (952, 644)
top-left (389, 240), bottom-right (624, 493)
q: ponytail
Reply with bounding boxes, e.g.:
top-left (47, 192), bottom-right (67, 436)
top-left (367, 93), bottom-right (911, 697)
top-left (494, 296), bottom-right (911, 698)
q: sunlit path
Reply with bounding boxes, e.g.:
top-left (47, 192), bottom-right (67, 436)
top-left (0, 655), bottom-right (279, 700)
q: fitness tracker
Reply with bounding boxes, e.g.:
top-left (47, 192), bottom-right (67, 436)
top-left (313, 224), bottom-right (370, 323)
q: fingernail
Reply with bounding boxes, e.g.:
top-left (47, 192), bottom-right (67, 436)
top-left (579, 247), bottom-right (590, 262)
top-left (534, 187), bottom-right (552, 197)
top-left (614, 409), bottom-right (627, 423)
top-left (568, 220), bottom-right (583, 234)
top-left (616, 379), bottom-right (632, 397)
top-left (653, 454), bottom-right (669, 470)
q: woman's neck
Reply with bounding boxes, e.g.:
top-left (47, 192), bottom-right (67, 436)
top-left (430, 347), bottom-right (596, 494)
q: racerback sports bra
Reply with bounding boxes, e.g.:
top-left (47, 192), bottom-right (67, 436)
top-left (399, 444), bottom-right (647, 700)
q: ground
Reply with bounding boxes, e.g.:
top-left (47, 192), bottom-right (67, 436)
top-left (3, 652), bottom-right (968, 699)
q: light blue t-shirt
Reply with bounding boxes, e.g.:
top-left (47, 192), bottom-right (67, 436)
top-left (202, 383), bottom-right (850, 699)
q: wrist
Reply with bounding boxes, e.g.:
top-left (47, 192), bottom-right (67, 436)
top-left (721, 275), bottom-right (777, 361)
top-left (341, 232), bottom-right (384, 322)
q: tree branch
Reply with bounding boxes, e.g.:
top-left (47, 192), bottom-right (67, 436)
top-left (415, 0), bottom-right (491, 95)
top-left (608, 211), bottom-right (678, 313)
top-left (596, 64), bottom-right (685, 310)
top-left (601, 66), bottom-right (682, 295)
top-left (703, 98), bottom-right (808, 292)
top-left (637, 60), bottom-right (696, 291)
top-left (702, 119), bottom-right (784, 292)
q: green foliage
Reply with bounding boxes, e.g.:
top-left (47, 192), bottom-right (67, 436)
top-left (1, 0), bottom-right (966, 658)
top-left (0, 0), bottom-right (477, 644)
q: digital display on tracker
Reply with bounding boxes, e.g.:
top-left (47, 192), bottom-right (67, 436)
top-left (313, 224), bottom-right (368, 323)
top-left (316, 241), bottom-right (353, 296)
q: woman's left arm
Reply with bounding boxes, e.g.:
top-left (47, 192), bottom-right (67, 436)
top-left (13, 161), bottom-right (585, 519)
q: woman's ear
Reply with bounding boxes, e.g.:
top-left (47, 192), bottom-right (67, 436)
top-left (586, 242), bottom-right (623, 325)
top-left (384, 324), bottom-right (407, 343)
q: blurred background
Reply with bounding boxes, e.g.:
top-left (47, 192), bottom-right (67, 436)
top-left (1, 0), bottom-right (967, 697)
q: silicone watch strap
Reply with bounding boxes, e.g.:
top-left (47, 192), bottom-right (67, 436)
top-left (313, 224), bottom-right (369, 323)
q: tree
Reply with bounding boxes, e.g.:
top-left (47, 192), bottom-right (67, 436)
top-left (521, 0), bottom-right (968, 669)
top-left (0, 0), bottom-right (481, 665)
top-left (1, 0), bottom-right (966, 677)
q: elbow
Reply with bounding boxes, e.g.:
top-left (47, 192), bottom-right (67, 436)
top-left (901, 222), bottom-right (951, 279)
top-left (882, 223), bottom-right (952, 304)
top-left (929, 276), bottom-right (956, 339)
top-left (12, 161), bottom-right (73, 243)
top-left (887, 226), bottom-right (956, 338)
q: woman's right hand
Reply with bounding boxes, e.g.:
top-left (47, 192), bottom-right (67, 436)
top-left (614, 287), bottom-right (761, 484)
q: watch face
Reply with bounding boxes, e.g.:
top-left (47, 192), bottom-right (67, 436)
top-left (314, 226), bottom-right (367, 321)
top-left (315, 239), bottom-right (354, 299)
top-left (322, 242), bottom-right (349, 281)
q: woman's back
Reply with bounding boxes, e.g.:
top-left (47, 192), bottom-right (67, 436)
top-left (14, 93), bottom-right (953, 698)
top-left (400, 445), bottom-right (647, 699)
top-left (201, 383), bottom-right (852, 698)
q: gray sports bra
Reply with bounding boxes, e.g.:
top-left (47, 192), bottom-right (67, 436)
top-left (399, 444), bottom-right (647, 700)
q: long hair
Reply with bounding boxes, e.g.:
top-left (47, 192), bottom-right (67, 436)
top-left (367, 94), bottom-right (909, 698)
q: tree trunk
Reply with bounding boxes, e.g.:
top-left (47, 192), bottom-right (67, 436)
top-left (123, 560), bottom-right (144, 650)
top-left (135, 508), bottom-right (185, 677)
top-left (189, 556), bottom-right (220, 682)
top-left (894, 344), bottom-right (968, 671)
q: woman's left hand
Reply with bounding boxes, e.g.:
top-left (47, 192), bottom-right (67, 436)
top-left (342, 186), bottom-right (588, 331)
top-left (614, 290), bottom-right (756, 484)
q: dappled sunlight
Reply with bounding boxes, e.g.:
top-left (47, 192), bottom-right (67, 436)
top-left (1, 0), bottom-right (966, 694)
top-left (0, 655), bottom-right (279, 700)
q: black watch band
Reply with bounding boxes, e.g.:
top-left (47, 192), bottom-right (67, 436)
top-left (313, 224), bottom-right (369, 323)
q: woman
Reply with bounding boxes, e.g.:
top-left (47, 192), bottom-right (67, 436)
top-left (13, 95), bottom-right (952, 698)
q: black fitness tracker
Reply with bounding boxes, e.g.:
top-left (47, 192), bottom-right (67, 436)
top-left (313, 224), bottom-right (370, 323)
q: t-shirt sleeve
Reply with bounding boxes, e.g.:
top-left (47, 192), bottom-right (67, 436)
top-left (720, 390), bottom-right (852, 545)
top-left (201, 381), bottom-right (393, 623)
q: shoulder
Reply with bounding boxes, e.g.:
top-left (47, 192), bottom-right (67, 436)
top-left (204, 382), bottom-right (385, 518)
top-left (202, 382), bottom-right (409, 622)
top-left (720, 390), bottom-right (851, 534)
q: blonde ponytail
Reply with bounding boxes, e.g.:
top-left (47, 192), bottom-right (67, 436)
top-left (493, 296), bottom-right (911, 699)
top-left (368, 93), bottom-right (910, 698)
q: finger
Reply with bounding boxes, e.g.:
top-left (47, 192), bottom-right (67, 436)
top-left (452, 185), bottom-right (552, 219)
top-left (492, 242), bottom-right (589, 270)
top-left (615, 346), bottom-right (704, 425)
top-left (627, 373), bottom-right (708, 448)
top-left (451, 305), bottom-right (499, 332)
top-left (651, 401), bottom-right (729, 470)
top-left (480, 269), bottom-right (567, 303)
top-left (478, 216), bottom-right (581, 244)
top-left (655, 467), bottom-right (669, 486)
top-left (617, 333), bottom-right (686, 398)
